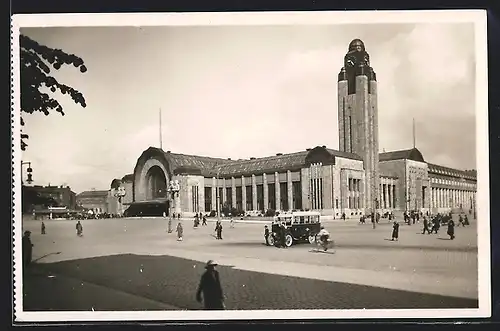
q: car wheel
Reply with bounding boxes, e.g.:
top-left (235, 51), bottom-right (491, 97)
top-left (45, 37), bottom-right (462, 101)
top-left (268, 236), bottom-right (275, 246)
top-left (308, 234), bottom-right (316, 244)
top-left (285, 234), bottom-right (293, 247)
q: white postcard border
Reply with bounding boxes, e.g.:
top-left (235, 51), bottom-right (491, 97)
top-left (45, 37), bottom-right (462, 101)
top-left (11, 10), bottom-right (490, 322)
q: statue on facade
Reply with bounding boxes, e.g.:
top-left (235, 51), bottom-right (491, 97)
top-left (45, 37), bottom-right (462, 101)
top-left (113, 186), bottom-right (126, 217)
top-left (168, 179), bottom-right (181, 219)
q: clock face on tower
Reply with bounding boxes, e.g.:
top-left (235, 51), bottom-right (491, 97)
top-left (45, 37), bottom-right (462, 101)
top-left (345, 55), bottom-right (356, 67)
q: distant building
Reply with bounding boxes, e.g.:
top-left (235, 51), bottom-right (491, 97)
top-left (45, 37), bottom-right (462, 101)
top-left (76, 190), bottom-right (109, 214)
top-left (23, 185), bottom-right (76, 213)
top-left (107, 174), bottom-right (134, 215)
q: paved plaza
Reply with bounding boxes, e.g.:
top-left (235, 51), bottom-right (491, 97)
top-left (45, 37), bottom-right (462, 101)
top-left (21, 216), bottom-right (479, 311)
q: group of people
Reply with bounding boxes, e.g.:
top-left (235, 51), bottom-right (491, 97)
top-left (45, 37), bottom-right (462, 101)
top-left (193, 213), bottom-right (208, 228)
top-left (164, 212), bottom-right (184, 241)
top-left (359, 212), bottom-right (385, 225)
top-left (391, 212), bottom-right (469, 241)
top-left (164, 213), bottom-right (231, 241)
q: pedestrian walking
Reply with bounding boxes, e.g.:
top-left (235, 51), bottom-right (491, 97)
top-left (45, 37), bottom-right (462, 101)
top-left (196, 260), bottom-right (225, 310)
top-left (264, 225), bottom-right (270, 246)
top-left (216, 221), bottom-right (223, 240)
top-left (447, 219), bottom-right (455, 240)
top-left (359, 215), bottom-right (365, 224)
top-left (177, 213), bottom-right (181, 220)
top-left (391, 221), bottom-right (399, 241)
top-left (41, 221), bottom-right (46, 235)
top-left (431, 217), bottom-right (440, 234)
top-left (458, 214), bottom-right (465, 227)
top-left (22, 230), bottom-right (34, 268)
top-left (202, 215), bottom-right (207, 226)
top-left (176, 222), bottom-right (184, 241)
top-left (76, 221), bottom-right (83, 237)
top-left (422, 217), bottom-right (431, 234)
top-left (464, 214), bottom-right (469, 226)
top-left (229, 217), bottom-right (234, 228)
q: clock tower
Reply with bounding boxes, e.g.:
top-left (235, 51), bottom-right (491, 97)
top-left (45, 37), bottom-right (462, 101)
top-left (338, 39), bottom-right (380, 214)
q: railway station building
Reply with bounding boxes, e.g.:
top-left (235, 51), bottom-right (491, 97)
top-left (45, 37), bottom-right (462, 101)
top-left (112, 39), bottom-right (477, 218)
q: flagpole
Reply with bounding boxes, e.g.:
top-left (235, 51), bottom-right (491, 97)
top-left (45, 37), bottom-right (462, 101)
top-left (412, 118), bottom-right (416, 149)
top-left (159, 108), bottom-right (163, 150)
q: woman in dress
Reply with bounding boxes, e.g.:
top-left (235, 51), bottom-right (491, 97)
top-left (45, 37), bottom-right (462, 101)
top-left (176, 222), bottom-right (184, 241)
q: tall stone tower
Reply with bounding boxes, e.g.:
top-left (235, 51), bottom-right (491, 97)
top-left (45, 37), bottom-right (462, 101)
top-left (338, 39), bottom-right (380, 214)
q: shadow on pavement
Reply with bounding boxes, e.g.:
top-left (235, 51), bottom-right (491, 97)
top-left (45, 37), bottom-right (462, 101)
top-left (219, 241), bottom-right (476, 253)
top-left (309, 249), bottom-right (336, 255)
top-left (23, 253), bottom-right (478, 312)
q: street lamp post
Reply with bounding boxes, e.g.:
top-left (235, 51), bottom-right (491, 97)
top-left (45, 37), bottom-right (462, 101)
top-left (21, 161), bottom-right (33, 185)
top-left (216, 166), bottom-right (221, 223)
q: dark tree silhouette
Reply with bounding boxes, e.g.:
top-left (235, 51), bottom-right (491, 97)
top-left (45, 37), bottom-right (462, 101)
top-left (20, 35), bottom-right (88, 150)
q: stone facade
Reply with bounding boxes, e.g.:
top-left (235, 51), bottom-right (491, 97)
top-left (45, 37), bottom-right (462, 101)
top-left (338, 40), bottom-right (380, 215)
top-left (118, 39), bottom-right (477, 219)
top-left (124, 144), bottom-right (476, 219)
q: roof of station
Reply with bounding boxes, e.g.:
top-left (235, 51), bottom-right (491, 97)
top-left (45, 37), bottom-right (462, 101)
top-left (427, 163), bottom-right (477, 180)
top-left (137, 146), bottom-right (362, 178)
top-left (379, 148), bottom-right (426, 163)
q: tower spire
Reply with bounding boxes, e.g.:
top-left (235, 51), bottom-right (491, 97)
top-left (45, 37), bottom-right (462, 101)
top-left (159, 108), bottom-right (163, 150)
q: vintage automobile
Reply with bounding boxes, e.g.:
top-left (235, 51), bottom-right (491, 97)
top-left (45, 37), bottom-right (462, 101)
top-left (268, 211), bottom-right (322, 247)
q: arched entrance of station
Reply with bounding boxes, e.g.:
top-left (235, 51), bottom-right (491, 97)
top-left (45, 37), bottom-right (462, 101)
top-left (145, 165), bottom-right (168, 200)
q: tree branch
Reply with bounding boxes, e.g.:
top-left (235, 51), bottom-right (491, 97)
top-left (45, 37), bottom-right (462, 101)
top-left (19, 35), bottom-right (88, 150)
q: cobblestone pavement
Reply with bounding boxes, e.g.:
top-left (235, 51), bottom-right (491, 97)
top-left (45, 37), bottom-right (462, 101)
top-left (24, 253), bottom-right (477, 311)
top-left (23, 267), bottom-right (179, 311)
top-left (19, 216), bottom-right (480, 310)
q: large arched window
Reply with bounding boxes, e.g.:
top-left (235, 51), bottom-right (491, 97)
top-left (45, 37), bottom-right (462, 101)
top-left (145, 165), bottom-right (167, 200)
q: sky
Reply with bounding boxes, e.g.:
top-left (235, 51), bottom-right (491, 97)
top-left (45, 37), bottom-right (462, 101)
top-left (20, 22), bottom-right (477, 194)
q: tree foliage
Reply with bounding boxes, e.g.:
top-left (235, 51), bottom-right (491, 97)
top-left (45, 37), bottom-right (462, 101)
top-left (19, 35), bottom-right (88, 150)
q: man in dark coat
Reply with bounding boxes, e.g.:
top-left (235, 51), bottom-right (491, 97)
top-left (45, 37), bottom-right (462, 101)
top-left (422, 216), bottom-right (431, 234)
top-left (431, 217), bottom-right (440, 234)
top-left (264, 225), bottom-right (270, 246)
top-left (216, 221), bottom-right (223, 240)
top-left (391, 221), bottom-right (399, 241)
top-left (279, 222), bottom-right (287, 248)
top-left (447, 219), bottom-right (455, 240)
top-left (23, 230), bottom-right (34, 268)
top-left (41, 222), bottom-right (46, 235)
top-left (76, 221), bottom-right (83, 236)
top-left (196, 260), bottom-right (225, 310)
